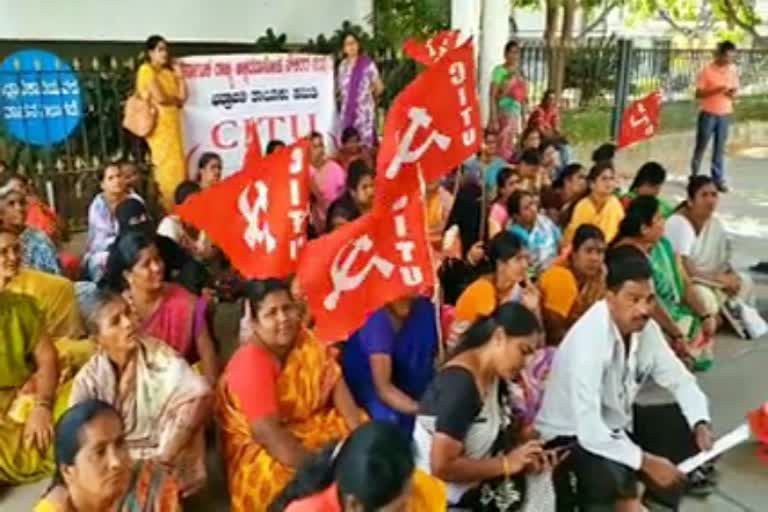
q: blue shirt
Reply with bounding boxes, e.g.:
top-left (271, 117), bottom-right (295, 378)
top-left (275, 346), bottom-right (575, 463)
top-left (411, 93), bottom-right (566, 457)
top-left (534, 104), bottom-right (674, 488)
top-left (462, 156), bottom-right (508, 197)
top-left (21, 228), bottom-right (62, 275)
top-left (343, 297), bottom-right (438, 404)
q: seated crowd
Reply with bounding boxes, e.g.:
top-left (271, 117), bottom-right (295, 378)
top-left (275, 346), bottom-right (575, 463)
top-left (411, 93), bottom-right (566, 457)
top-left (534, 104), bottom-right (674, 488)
top-left (0, 122), bottom-right (761, 512)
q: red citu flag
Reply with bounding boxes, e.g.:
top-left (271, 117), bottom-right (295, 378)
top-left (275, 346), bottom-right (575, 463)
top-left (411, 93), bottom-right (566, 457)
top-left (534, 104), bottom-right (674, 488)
top-left (297, 188), bottom-right (435, 342)
top-left (176, 138), bottom-right (311, 279)
top-left (617, 90), bottom-right (662, 149)
top-left (749, 403), bottom-right (768, 463)
top-left (403, 30), bottom-right (462, 66)
top-left (375, 39), bottom-right (481, 208)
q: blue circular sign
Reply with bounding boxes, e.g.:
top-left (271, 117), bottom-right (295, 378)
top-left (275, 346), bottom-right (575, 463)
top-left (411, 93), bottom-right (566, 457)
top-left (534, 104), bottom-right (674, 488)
top-left (0, 49), bottom-right (83, 146)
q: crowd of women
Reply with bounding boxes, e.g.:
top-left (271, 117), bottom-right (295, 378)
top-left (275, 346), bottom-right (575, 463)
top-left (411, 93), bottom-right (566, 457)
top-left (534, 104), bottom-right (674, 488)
top-left (0, 34), bottom-right (763, 512)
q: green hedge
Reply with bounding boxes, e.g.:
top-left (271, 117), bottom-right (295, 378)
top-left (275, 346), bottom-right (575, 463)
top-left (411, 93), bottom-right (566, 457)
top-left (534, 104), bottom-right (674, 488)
top-left (562, 94), bottom-right (768, 145)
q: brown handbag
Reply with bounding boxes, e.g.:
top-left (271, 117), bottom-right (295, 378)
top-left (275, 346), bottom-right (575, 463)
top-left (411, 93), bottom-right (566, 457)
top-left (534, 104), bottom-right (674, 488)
top-left (122, 93), bottom-right (157, 137)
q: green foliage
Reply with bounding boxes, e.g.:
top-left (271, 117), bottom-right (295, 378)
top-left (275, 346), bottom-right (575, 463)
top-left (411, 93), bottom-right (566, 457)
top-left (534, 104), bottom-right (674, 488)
top-left (562, 93), bottom-right (768, 145)
top-left (563, 36), bottom-right (618, 106)
top-left (302, 21), bottom-right (379, 57)
top-left (625, 0), bottom-right (763, 40)
top-left (632, 77), bottom-right (662, 97)
top-left (254, 28), bottom-right (288, 53)
top-left (370, 0), bottom-right (450, 53)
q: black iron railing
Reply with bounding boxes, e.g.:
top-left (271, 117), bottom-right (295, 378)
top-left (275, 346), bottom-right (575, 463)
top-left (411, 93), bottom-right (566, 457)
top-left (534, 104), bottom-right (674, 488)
top-left (1, 43), bottom-right (767, 230)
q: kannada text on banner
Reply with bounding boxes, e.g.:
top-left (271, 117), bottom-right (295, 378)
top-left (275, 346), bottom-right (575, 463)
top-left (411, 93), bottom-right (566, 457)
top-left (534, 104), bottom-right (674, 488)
top-left (179, 53), bottom-right (335, 178)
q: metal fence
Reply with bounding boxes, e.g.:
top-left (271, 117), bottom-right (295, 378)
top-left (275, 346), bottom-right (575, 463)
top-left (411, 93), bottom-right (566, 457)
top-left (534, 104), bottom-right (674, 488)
top-left (0, 56), bottom-right (149, 231)
top-left (519, 40), bottom-right (768, 109)
top-left (2, 42), bottom-right (767, 230)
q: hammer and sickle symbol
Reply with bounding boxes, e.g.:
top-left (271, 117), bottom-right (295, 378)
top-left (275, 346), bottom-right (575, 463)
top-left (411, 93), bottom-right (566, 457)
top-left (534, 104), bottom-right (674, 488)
top-left (239, 180), bottom-right (277, 253)
top-left (323, 235), bottom-right (395, 310)
top-left (384, 106), bottom-right (452, 180)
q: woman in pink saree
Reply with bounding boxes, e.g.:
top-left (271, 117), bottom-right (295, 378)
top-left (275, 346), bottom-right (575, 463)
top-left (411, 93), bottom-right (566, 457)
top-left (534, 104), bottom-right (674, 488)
top-left (489, 40), bottom-right (528, 161)
top-left (336, 32), bottom-right (383, 148)
top-left (101, 230), bottom-right (219, 385)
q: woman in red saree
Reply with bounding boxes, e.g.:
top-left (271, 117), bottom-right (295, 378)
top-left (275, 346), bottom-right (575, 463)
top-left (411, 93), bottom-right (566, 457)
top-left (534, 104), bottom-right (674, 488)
top-left (527, 89), bottom-right (561, 138)
top-left (217, 279), bottom-right (365, 512)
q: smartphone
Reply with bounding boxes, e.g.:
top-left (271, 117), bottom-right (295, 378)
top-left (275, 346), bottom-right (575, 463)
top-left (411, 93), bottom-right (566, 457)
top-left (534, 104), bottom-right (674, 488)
top-left (543, 439), bottom-right (577, 451)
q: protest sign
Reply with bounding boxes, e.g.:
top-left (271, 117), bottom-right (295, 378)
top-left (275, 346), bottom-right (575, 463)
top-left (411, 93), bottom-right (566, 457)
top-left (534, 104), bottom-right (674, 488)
top-left (0, 49), bottom-right (82, 146)
top-left (179, 53), bottom-right (335, 177)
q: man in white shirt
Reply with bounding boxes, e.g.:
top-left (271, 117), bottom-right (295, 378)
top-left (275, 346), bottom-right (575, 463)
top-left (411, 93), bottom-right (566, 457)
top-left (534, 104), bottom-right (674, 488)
top-left (536, 245), bottom-right (715, 512)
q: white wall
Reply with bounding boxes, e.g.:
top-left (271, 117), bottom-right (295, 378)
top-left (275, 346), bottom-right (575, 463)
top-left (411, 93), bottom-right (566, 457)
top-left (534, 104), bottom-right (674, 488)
top-left (0, 0), bottom-right (373, 43)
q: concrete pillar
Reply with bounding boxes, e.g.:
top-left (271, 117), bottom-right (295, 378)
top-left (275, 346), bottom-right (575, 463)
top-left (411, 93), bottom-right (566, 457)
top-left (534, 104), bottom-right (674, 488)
top-left (451, 0), bottom-right (481, 44)
top-left (479, 0), bottom-right (510, 124)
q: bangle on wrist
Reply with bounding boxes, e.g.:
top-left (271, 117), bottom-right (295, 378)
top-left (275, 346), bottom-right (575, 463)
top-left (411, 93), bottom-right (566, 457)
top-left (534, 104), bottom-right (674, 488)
top-left (501, 455), bottom-right (511, 478)
top-left (35, 398), bottom-right (53, 410)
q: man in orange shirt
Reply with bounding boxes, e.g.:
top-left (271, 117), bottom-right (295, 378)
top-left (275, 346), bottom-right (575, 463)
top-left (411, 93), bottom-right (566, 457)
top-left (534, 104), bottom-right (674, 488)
top-left (691, 41), bottom-right (738, 193)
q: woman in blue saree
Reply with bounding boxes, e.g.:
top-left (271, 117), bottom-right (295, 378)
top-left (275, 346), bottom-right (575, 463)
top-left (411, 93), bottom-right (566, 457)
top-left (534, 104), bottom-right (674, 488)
top-left (342, 295), bottom-right (438, 434)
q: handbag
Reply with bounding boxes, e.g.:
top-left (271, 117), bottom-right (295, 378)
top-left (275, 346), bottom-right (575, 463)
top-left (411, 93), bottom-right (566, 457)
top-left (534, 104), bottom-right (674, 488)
top-left (123, 93), bottom-right (157, 137)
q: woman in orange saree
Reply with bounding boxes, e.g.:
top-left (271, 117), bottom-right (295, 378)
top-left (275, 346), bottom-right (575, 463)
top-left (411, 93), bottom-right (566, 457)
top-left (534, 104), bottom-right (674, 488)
top-left (217, 279), bottom-right (365, 512)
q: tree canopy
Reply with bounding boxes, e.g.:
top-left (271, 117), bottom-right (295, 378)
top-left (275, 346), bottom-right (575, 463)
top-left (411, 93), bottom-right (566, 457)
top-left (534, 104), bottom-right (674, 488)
top-left (512, 0), bottom-right (765, 44)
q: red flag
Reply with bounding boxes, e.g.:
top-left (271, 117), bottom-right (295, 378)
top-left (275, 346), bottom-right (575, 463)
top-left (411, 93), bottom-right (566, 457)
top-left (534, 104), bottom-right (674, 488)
top-left (749, 403), bottom-right (768, 463)
top-left (242, 121), bottom-right (264, 164)
top-left (176, 139), bottom-right (310, 279)
top-left (403, 30), bottom-right (461, 66)
top-left (375, 39), bottom-right (481, 207)
top-left (297, 189), bottom-right (434, 342)
top-left (617, 90), bottom-right (662, 149)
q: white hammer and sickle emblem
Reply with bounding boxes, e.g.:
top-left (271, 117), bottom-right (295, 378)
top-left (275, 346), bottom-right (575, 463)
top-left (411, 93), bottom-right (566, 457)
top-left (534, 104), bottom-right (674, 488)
top-left (239, 181), bottom-right (277, 253)
top-left (323, 235), bottom-right (395, 310)
top-left (384, 106), bottom-right (452, 180)
top-left (629, 103), bottom-right (650, 128)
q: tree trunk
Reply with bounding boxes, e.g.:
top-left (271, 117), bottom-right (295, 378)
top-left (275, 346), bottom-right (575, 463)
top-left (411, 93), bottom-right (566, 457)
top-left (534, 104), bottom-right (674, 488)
top-left (551, 0), bottom-right (576, 98)
top-left (544, 0), bottom-right (561, 94)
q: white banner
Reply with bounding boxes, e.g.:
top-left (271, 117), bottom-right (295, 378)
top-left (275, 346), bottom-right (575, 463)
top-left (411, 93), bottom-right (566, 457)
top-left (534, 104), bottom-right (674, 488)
top-left (179, 53), bottom-right (336, 178)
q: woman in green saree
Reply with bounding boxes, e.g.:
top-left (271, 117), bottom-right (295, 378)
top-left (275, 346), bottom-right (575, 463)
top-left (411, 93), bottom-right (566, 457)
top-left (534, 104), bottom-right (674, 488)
top-left (0, 289), bottom-right (69, 484)
top-left (620, 161), bottom-right (675, 218)
top-left (613, 196), bottom-right (717, 371)
top-left (488, 40), bottom-right (528, 161)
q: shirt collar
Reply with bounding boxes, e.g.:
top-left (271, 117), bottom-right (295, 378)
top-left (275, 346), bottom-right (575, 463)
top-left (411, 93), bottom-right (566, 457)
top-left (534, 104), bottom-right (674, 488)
top-left (607, 311), bottom-right (641, 363)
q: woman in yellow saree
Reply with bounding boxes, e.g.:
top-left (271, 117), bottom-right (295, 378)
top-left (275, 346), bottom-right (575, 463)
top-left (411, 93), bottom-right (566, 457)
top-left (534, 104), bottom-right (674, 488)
top-left (217, 279), bottom-right (365, 512)
top-left (136, 35), bottom-right (187, 211)
top-left (562, 161), bottom-right (624, 245)
top-left (0, 228), bottom-right (93, 380)
top-left (0, 290), bottom-right (68, 484)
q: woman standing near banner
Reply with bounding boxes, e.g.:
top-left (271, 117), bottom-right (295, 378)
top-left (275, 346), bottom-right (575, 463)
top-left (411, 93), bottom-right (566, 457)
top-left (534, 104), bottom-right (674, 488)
top-left (137, 35), bottom-right (187, 212)
top-left (336, 33), bottom-right (383, 148)
top-left (488, 40), bottom-right (528, 161)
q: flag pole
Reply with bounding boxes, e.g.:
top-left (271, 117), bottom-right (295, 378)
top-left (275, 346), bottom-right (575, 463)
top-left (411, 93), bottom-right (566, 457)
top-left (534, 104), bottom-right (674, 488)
top-left (418, 163), bottom-right (446, 365)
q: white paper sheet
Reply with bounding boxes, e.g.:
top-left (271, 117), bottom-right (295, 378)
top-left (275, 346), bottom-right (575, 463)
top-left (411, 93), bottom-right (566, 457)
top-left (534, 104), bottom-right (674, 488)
top-left (678, 423), bottom-right (751, 473)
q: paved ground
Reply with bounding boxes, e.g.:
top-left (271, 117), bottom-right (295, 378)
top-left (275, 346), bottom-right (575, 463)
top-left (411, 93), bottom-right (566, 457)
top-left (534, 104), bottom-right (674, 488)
top-left (2, 155), bottom-right (768, 510)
